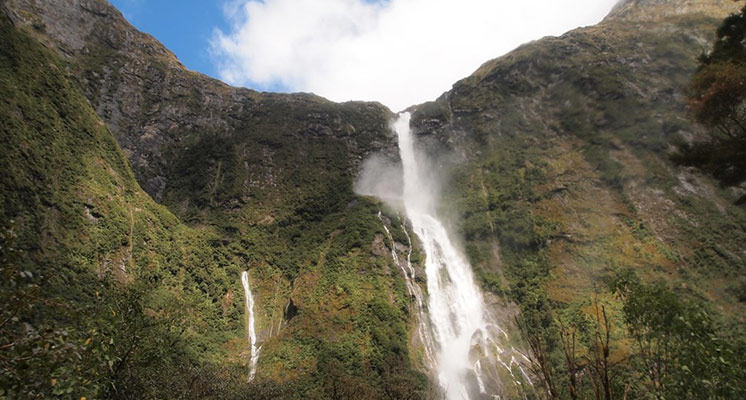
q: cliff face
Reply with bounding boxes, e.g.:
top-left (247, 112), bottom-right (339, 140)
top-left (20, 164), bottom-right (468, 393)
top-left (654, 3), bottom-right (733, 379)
top-left (409, 0), bottom-right (746, 324)
top-left (2, 0), bottom-right (746, 398)
top-left (3, 0), bottom-right (395, 204)
top-left (405, 3), bottom-right (746, 396)
top-left (0, 14), bottom-right (267, 397)
top-left (1, 1), bottom-right (427, 397)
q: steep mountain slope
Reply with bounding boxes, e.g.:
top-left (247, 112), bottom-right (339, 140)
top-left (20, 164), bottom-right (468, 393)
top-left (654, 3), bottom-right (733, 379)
top-left (0, 15), bottom-right (251, 398)
top-left (2, 0), bottom-right (395, 204)
top-left (0, 1), bottom-right (427, 399)
top-left (406, 0), bottom-right (746, 396)
top-left (3, 0), bottom-right (746, 398)
top-left (410, 0), bottom-right (745, 316)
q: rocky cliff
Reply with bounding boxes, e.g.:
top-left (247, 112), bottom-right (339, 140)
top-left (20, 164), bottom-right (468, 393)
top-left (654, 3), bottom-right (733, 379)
top-left (3, 0), bottom-right (395, 203)
top-left (607, 0), bottom-right (739, 22)
top-left (409, 0), bottom-right (745, 316)
top-left (1, 0), bottom-right (425, 398)
top-left (2, 0), bottom-right (745, 398)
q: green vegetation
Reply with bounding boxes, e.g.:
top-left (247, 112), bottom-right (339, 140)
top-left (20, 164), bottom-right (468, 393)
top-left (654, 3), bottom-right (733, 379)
top-left (0, 16), bottom-right (242, 398)
top-left (0, 16), bottom-right (425, 399)
top-left (416, 4), bottom-right (746, 399)
top-left (443, 139), bottom-right (553, 299)
top-left (675, 5), bottom-right (746, 193)
top-left (517, 270), bottom-right (746, 400)
top-left (3, 0), bottom-right (746, 398)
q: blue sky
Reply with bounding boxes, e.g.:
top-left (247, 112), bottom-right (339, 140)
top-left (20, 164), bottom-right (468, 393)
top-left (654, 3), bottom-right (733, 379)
top-left (109, 0), bottom-right (227, 79)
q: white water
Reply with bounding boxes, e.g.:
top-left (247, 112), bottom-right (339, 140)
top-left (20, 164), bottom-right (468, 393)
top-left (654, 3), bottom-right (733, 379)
top-left (241, 271), bottom-right (261, 381)
top-left (378, 211), bottom-right (437, 369)
top-left (394, 113), bottom-right (505, 399)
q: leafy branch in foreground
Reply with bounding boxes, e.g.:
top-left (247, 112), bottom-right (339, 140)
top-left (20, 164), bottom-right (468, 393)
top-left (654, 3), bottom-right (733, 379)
top-left (517, 269), bottom-right (746, 400)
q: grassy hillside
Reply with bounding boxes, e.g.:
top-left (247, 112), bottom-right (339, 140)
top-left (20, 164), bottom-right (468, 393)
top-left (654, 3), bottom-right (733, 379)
top-left (409, 4), bottom-right (746, 399)
top-left (0, 13), bottom-right (264, 398)
top-left (0, 15), bottom-right (425, 400)
top-left (0, 4), bottom-right (428, 396)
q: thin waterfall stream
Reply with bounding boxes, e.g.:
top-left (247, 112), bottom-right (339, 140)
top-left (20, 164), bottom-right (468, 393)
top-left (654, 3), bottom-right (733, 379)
top-left (378, 211), bottom-right (437, 370)
top-left (241, 271), bottom-right (261, 381)
top-left (238, 113), bottom-right (531, 395)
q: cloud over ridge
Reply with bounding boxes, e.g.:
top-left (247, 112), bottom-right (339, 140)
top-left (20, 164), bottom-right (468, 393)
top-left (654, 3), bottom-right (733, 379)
top-left (211, 0), bottom-right (617, 111)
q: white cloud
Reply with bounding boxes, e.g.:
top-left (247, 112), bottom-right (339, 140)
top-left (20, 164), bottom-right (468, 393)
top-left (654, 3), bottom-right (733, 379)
top-left (211, 0), bottom-right (619, 111)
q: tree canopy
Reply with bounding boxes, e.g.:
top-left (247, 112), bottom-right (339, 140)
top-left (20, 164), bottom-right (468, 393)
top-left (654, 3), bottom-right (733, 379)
top-left (676, 3), bottom-right (746, 192)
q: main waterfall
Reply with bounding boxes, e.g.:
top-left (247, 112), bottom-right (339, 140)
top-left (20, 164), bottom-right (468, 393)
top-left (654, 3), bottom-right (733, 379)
top-left (395, 113), bottom-right (506, 400)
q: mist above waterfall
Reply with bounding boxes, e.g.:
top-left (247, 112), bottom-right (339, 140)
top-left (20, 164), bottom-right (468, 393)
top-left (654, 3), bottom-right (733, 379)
top-left (353, 153), bottom-right (403, 205)
top-left (354, 119), bottom-right (445, 213)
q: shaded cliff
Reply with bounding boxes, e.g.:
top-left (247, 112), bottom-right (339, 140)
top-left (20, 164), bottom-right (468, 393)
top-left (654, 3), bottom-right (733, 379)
top-left (2, 0), bottom-right (395, 205)
top-left (1, 0), bottom-right (425, 398)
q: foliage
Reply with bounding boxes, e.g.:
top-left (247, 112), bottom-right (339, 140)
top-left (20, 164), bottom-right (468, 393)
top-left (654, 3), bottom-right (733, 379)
top-left (514, 270), bottom-right (746, 400)
top-left (700, 4), bottom-right (746, 65)
top-left (608, 271), bottom-right (746, 400)
top-left (677, 5), bottom-right (746, 189)
top-left (516, 289), bottom-right (629, 400)
top-left (0, 13), bottom-right (427, 399)
top-left (1, 223), bottom-right (101, 398)
top-left (0, 221), bottom-right (241, 400)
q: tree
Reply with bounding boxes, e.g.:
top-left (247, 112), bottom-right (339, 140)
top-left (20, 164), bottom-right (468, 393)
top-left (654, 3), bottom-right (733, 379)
top-left (608, 271), bottom-right (746, 400)
top-left (518, 294), bottom-right (623, 400)
top-left (0, 223), bottom-right (104, 399)
top-left (676, 3), bottom-right (746, 193)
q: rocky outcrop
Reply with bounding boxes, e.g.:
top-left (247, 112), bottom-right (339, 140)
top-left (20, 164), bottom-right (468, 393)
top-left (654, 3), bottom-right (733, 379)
top-left (409, 0), bottom-right (746, 320)
top-left (2, 0), bottom-right (395, 205)
top-left (606, 0), bottom-right (740, 22)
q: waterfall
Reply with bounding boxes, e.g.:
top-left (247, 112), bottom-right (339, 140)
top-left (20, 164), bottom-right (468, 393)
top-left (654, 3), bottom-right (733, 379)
top-left (378, 211), bottom-right (437, 370)
top-left (394, 112), bottom-right (507, 400)
top-left (241, 271), bottom-right (261, 381)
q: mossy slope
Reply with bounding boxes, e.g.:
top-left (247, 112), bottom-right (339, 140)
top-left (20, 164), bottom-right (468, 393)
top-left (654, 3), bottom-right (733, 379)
top-left (408, 2), bottom-right (746, 397)
top-left (411, 0), bottom-right (746, 320)
top-left (0, 13), bottom-right (425, 400)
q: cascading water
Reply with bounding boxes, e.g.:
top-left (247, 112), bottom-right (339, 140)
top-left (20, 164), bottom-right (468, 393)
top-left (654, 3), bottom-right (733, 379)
top-left (378, 211), bottom-right (437, 369)
top-left (241, 271), bottom-right (261, 381)
top-left (394, 112), bottom-right (513, 399)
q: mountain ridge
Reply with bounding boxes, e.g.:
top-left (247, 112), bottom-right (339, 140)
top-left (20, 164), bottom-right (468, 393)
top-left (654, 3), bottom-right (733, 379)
top-left (2, 0), bottom-right (395, 204)
top-left (2, 0), bottom-right (746, 398)
top-left (408, 0), bottom-right (746, 336)
top-left (606, 0), bottom-right (740, 22)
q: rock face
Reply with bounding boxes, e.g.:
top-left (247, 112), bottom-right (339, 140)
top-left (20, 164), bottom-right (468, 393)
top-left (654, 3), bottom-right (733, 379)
top-left (1, 1), bottom-right (421, 397)
top-left (606, 0), bottom-right (740, 22)
top-left (408, 0), bottom-right (746, 321)
top-left (3, 0), bottom-right (746, 397)
top-left (3, 0), bottom-right (395, 204)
